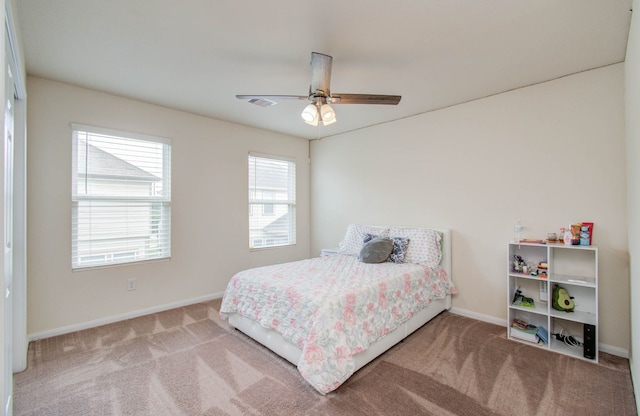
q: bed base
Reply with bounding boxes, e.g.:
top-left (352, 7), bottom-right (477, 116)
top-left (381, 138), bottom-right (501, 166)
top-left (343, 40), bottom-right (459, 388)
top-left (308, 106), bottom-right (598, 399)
top-left (227, 294), bottom-right (450, 372)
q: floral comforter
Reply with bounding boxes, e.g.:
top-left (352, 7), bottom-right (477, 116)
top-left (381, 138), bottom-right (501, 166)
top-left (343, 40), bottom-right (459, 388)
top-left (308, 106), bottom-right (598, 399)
top-left (219, 254), bottom-right (456, 394)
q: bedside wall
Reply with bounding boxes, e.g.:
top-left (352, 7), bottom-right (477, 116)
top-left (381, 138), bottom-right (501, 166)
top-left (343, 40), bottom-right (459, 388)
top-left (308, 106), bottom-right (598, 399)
top-left (310, 64), bottom-right (629, 352)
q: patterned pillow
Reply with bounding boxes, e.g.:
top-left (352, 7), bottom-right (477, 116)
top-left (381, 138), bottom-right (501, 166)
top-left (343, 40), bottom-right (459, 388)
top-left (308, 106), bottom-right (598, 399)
top-left (388, 228), bottom-right (442, 267)
top-left (387, 237), bottom-right (410, 264)
top-left (338, 224), bottom-right (390, 256)
top-left (362, 233), bottom-right (379, 243)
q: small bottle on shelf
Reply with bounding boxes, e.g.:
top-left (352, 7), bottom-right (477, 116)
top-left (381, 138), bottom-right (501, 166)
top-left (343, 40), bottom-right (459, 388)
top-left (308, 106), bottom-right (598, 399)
top-left (580, 226), bottom-right (590, 246)
top-left (563, 227), bottom-right (573, 245)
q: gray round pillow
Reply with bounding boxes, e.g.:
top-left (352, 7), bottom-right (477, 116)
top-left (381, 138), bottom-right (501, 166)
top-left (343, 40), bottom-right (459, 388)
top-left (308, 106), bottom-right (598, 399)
top-left (359, 238), bottom-right (394, 263)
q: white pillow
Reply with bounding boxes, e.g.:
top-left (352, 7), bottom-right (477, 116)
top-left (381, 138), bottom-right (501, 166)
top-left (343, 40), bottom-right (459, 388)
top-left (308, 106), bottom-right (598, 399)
top-left (388, 228), bottom-right (442, 267)
top-left (338, 224), bottom-right (390, 256)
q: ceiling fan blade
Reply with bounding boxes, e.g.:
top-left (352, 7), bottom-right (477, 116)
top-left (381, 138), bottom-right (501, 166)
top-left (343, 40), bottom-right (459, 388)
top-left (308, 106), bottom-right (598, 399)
top-left (329, 94), bottom-right (402, 105)
top-left (310, 52), bottom-right (332, 96)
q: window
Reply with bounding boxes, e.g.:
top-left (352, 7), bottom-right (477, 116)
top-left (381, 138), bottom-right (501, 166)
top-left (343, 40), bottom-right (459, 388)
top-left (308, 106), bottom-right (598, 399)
top-left (248, 153), bottom-right (296, 249)
top-left (71, 124), bottom-right (171, 269)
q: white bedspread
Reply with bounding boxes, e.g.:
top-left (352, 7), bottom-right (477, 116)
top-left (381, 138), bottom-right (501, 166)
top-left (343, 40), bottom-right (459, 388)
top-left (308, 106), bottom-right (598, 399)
top-left (219, 254), bottom-right (456, 394)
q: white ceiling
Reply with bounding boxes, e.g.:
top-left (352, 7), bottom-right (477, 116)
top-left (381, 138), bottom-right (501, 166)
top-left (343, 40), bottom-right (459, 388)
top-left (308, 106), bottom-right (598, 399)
top-left (15, 0), bottom-right (633, 140)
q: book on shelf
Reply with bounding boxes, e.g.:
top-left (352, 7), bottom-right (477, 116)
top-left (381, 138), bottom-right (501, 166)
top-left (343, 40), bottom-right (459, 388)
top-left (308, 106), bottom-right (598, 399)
top-left (510, 326), bottom-right (539, 343)
top-left (536, 326), bottom-right (549, 344)
top-left (510, 319), bottom-right (540, 343)
top-left (511, 290), bottom-right (535, 308)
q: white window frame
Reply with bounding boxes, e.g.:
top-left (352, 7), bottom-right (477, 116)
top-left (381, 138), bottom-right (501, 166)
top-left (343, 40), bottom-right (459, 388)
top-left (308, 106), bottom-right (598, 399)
top-left (248, 152), bottom-right (296, 250)
top-left (71, 124), bottom-right (171, 270)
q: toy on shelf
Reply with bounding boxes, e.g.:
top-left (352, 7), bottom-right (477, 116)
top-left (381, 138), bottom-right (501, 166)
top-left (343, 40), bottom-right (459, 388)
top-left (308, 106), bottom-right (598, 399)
top-left (537, 262), bottom-right (548, 278)
top-left (552, 284), bottom-right (575, 312)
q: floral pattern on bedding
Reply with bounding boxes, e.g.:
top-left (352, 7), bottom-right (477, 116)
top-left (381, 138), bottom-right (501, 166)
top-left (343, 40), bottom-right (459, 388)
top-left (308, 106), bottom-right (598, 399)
top-left (219, 254), bottom-right (456, 394)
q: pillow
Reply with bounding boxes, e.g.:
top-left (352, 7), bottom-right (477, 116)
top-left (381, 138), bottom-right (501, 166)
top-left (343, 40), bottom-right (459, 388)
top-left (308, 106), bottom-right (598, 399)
top-left (338, 224), bottom-right (390, 256)
top-left (359, 238), bottom-right (394, 263)
top-left (362, 233), bottom-right (379, 244)
top-left (388, 228), bottom-right (442, 267)
top-left (387, 237), bottom-right (410, 264)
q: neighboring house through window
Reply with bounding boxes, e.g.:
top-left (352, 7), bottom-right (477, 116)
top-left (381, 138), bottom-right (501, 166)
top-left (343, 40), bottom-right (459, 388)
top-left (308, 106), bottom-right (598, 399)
top-left (248, 153), bottom-right (296, 249)
top-left (262, 191), bottom-right (275, 215)
top-left (71, 124), bottom-right (171, 269)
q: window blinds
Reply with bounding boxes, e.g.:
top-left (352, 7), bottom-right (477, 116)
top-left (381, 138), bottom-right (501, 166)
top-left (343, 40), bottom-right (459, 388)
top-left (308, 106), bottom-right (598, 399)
top-left (248, 153), bottom-right (296, 249)
top-left (71, 124), bottom-right (171, 269)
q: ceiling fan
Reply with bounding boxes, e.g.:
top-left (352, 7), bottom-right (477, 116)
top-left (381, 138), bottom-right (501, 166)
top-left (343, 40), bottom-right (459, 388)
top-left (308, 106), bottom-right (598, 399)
top-left (236, 52), bottom-right (401, 126)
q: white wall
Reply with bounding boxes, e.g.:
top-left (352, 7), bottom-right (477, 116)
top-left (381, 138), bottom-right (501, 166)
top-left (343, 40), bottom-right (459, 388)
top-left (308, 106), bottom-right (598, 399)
top-left (625, 0), bottom-right (640, 406)
top-left (311, 64), bottom-right (629, 352)
top-left (26, 76), bottom-right (310, 336)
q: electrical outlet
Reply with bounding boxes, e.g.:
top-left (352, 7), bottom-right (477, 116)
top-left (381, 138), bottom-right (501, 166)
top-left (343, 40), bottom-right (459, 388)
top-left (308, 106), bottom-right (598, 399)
top-left (127, 278), bottom-right (137, 291)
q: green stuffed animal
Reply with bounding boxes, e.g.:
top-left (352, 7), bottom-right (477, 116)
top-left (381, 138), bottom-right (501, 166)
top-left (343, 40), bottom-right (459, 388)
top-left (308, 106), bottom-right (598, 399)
top-left (552, 284), bottom-right (575, 312)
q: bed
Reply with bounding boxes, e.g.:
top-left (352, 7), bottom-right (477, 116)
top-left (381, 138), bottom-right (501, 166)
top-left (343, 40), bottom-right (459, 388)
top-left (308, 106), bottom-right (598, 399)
top-left (219, 225), bottom-right (455, 394)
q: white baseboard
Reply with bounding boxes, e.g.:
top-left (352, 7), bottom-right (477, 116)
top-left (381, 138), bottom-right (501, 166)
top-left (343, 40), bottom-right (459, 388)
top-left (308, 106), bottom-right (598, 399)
top-left (448, 307), bottom-right (629, 359)
top-left (599, 343), bottom-right (629, 359)
top-left (448, 307), bottom-right (508, 327)
top-left (28, 292), bottom-right (225, 341)
top-left (29, 299), bottom-right (630, 360)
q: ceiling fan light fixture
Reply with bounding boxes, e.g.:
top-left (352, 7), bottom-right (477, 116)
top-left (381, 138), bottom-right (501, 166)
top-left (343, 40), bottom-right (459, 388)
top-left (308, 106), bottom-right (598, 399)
top-left (302, 104), bottom-right (319, 126)
top-left (305, 113), bottom-right (319, 126)
top-left (301, 103), bottom-right (318, 123)
top-left (320, 103), bottom-right (336, 125)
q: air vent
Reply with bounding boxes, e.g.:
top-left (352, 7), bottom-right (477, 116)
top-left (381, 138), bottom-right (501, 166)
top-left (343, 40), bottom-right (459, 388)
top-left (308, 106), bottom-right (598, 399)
top-left (248, 98), bottom-right (277, 107)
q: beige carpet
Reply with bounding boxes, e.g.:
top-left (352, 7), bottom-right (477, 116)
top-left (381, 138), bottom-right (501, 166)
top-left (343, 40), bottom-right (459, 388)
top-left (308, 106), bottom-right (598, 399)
top-left (14, 299), bottom-right (637, 415)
